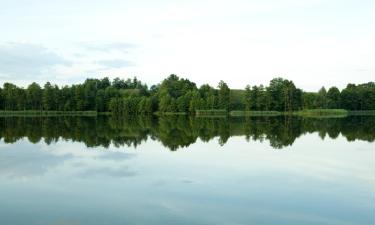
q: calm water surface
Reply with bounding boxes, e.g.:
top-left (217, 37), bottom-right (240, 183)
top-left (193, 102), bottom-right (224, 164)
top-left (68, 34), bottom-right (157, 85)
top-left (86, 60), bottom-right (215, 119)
top-left (0, 116), bottom-right (375, 225)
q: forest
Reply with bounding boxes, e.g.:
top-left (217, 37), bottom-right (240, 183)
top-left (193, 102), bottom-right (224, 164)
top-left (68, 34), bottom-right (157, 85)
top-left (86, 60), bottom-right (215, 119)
top-left (1, 74), bottom-right (375, 115)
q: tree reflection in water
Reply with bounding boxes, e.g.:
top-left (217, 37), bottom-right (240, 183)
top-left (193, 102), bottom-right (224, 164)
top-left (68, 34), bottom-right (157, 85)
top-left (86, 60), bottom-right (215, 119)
top-left (0, 116), bottom-right (374, 150)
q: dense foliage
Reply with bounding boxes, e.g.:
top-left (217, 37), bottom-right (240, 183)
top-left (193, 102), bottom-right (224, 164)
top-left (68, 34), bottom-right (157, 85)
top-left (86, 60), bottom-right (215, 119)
top-left (1, 116), bottom-right (375, 150)
top-left (1, 75), bottom-right (375, 114)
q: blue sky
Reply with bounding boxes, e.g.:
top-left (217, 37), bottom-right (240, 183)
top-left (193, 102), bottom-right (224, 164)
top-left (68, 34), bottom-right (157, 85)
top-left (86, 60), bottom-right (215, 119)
top-left (0, 0), bottom-right (374, 90)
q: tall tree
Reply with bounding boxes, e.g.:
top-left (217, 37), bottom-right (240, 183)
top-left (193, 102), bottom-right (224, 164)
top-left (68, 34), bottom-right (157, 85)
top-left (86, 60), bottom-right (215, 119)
top-left (0, 87), bottom-right (4, 110)
top-left (42, 82), bottom-right (56, 110)
top-left (326, 87), bottom-right (341, 109)
top-left (26, 82), bottom-right (43, 110)
top-left (267, 78), bottom-right (285, 111)
top-left (3, 83), bottom-right (18, 110)
top-left (218, 80), bottom-right (230, 111)
top-left (244, 85), bottom-right (252, 111)
top-left (316, 87), bottom-right (327, 109)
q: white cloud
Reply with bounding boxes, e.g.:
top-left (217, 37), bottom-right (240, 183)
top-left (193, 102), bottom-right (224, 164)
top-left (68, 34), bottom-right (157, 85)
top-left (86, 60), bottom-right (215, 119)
top-left (0, 43), bottom-right (70, 81)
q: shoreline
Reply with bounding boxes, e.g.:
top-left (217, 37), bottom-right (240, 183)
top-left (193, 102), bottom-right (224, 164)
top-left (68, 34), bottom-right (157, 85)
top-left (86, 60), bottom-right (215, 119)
top-left (1, 109), bottom-right (375, 117)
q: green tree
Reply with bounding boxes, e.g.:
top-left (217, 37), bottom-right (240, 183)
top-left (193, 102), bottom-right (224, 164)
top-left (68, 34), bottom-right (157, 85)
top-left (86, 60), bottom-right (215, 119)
top-left (74, 85), bottom-right (86, 111)
top-left (138, 97), bottom-right (153, 114)
top-left (109, 97), bottom-right (123, 115)
top-left (26, 82), bottom-right (43, 110)
top-left (326, 87), bottom-right (341, 109)
top-left (177, 94), bottom-right (190, 112)
top-left (83, 79), bottom-right (98, 110)
top-left (0, 87), bottom-right (4, 110)
top-left (250, 86), bottom-right (260, 110)
top-left (244, 85), bottom-right (252, 111)
top-left (267, 78), bottom-right (285, 111)
top-left (189, 90), bottom-right (203, 113)
top-left (302, 92), bottom-right (317, 109)
top-left (267, 78), bottom-right (300, 111)
top-left (218, 80), bottom-right (230, 111)
top-left (159, 94), bottom-right (172, 113)
top-left (95, 89), bottom-right (106, 112)
top-left (61, 86), bottom-right (74, 111)
top-left (258, 85), bottom-right (269, 110)
top-left (3, 83), bottom-right (18, 110)
top-left (98, 77), bottom-right (111, 89)
top-left (315, 87), bottom-right (327, 109)
top-left (15, 87), bottom-right (27, 110)
top-left (42, 82), bottom-right (57, 110)
top-left (206, 94), bottom-right (217, 109)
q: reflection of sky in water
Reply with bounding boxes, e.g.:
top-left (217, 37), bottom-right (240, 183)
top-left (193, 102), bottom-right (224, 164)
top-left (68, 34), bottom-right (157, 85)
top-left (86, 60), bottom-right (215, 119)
top-left (0, 133), bottom-right (375, 225)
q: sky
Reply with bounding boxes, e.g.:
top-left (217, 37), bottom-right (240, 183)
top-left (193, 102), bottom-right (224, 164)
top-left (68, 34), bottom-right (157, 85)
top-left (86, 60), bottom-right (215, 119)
top-left (0, 0), bottom-right (374, 91)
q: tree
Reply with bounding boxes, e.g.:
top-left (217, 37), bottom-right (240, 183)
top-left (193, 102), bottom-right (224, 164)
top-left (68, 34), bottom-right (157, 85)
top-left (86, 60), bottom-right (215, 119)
top-left (282, 80), bottom-right (293, 111)
top-left (168, 98), bottom-right (178, 112)
top-left (326, 87), bottom-right (341, 109)
top-left (267, 78), bottom-right (285, 111)
top-left (95, 89), bottom-right (106, 112)
top-left (61, 86), bottom-right (74, 111)
top-left (98, 77), bottom-right (111, 89)
top-left (302, 92), bottom-right (317, 109)
top-left (138, 97), bottom-right (153, 114)
top-left (3, 83), bottom-right (18, 110)
top-left (1, 76), bottom-right (375, 114)
top-left (159, 94), bottom-right (172, 113)
top-left (189, 91), bottom-right (202, 113)
top-left (74, 85), bottom-right (85, 111)
top-left (250, 86), bottom-right (260, 110)
top-left (15, 87), bottom-right (27, 110)
top-left (112, 78), bottom-right (127, 89)
top-left (292, 88), bottom-right (303, 111)
top-left (83, 79), bottom-right (98, 110)
top-left (206, 93), bottom-right (217, 109)
top-left (362, 84), bottom-right (375, 110)
top-left (218, 80), bottom-right (230, 111)
top-left (159, 74), bottom-right (197, 99)
top-left (177, 94), bottom-right (190, 112)
top-left (52, 85), bottom-right (61, 110)
top-left (104, 86), bottom-right (120, 110)
top-left (199, 84), bottom-right (217, 109)
top-left (244, 85), bottom-right (252, 111)
top-left (109, 97), bottom-right (123, 115)
top-left (26, 82), bottom-right (42, 110)
top-left (42, 82), bottom-right (57, 110)
top-left (0, 87), bottom-right (4, 110)
top-left (267, 78), bottom-right (301, 111)
top-left (258, 85), bottom-right (270, 110)
top-left (315, 87), bottom-right (327, 109)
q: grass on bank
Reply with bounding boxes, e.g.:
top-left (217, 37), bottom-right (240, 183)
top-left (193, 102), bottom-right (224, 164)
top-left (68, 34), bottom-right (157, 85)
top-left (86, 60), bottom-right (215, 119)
top-left (2, 109), bottom-right (375, 118)
top-left (230, 111), bottom-right (282, 117)
top-left (293, 109), bottom-right (348, 117)
top-left (349, 110), bottom-right (375, 116)
top-left (153, 111), bottom-right (188, 116)
top-left (0, 110), bottom-right (98, 117)
top-left (196, 110), bottom-right (228, 116)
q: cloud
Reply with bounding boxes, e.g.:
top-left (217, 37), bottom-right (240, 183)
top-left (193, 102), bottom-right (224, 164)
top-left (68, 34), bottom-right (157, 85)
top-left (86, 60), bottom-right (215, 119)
top-left (0, 43), bottom-right (70, 80)
top-left (79, 166), bottom-right (137, 178)
top-left (81, 42), bottom-right (136, 53)
top-left (99, 151), bottom-right (136, 161)
top-left (96, 59), bottom-right (134, 69)
top-left (0, 143), bottom-right (72, 179)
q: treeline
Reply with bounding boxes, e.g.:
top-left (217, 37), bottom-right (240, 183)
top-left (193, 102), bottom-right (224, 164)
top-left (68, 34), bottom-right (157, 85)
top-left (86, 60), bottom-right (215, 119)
top-left (1, 116), bottom-right (375, 150)
top-left (1, 75), bottom-right (375, 114)
top-left (0, 77), bottom-right (147, 112)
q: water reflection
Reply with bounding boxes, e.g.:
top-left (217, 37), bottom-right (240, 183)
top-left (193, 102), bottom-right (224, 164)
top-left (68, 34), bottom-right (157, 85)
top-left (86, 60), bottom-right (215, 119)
top-left (0, 115), bottom-right (375, 150)
top-left (1, 116), bottom-right (375, 225)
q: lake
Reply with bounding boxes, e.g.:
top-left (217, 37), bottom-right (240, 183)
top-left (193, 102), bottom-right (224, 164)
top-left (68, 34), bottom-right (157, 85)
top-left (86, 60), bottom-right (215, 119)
top-left (0, 116), bottom-right (375, 225)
